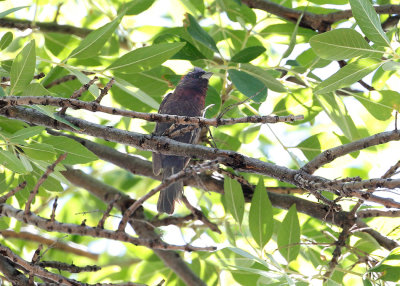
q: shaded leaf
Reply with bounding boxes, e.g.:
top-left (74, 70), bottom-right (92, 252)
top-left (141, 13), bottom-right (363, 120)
top-left (228, 69), bottom-right (267, 102)
top-left (30, 105), bottom-right (80, 131)
top-left (114, 77), bottom-right (159, 109)
top-left (21, 143), bottom-right (56, 161)
top-left (185, 13), bottom-right (219, 53)
top-left (231, 46), bottom-right (266, 63)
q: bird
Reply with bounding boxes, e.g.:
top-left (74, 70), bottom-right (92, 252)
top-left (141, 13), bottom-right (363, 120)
top-left (152, 67), bottom-right (212, 214)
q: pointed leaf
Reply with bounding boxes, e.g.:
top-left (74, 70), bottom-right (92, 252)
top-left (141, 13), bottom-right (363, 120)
top-left (231, 46), bottom-right (266, 63)
top-left (224, 176), bottom-right (244, 225)
top-left (185, 13), bottom-right (219, 53)
top-left (68, 13), bottom-right (123, 59)
top-left (21, 143), bottom-right (56, 161)
top-left (10, 39), bottom-right (36, 95)
top-left (249, 179), bottom-right (273, 248)
top-left (277, 204), bottom-right (300, 263)
top-left (107, 42), bottom-right (185, 74)
top-left (310, 29), bottom-right (382, 60)
top-left (315, 58), bottom-right (381, 95)
top-left (350, 0), bottom-right (391, 47)
top-left (0, 6), bottom-right (29, 18)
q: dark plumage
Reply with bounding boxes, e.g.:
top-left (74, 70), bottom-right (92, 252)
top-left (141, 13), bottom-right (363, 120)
top-left (153, 67), bottom-right (212, 214)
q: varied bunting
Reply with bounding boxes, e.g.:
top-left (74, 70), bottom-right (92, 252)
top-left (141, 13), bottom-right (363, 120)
top-left (153, 67), bottom-right (212, 214)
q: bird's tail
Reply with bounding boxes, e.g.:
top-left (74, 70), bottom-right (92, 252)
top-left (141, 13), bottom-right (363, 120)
top-left (157, 167), bottom-right (183, 214)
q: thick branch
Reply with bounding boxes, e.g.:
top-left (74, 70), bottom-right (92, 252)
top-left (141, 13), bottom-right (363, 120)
top-left (242, 0), bottom-right (400, 32)
top-left (0, 17), bottom-right (91, 37)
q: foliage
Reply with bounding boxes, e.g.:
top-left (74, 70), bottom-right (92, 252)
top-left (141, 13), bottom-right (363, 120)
top-left (0, 0), bottom-right (399, 285)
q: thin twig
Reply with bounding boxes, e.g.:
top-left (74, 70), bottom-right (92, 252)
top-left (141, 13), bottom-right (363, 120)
top-left (24, 153), bottom-right (67, 215)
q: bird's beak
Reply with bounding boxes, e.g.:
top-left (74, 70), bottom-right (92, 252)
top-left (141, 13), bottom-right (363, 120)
top-left (201, 72), bottom-right (213, 80)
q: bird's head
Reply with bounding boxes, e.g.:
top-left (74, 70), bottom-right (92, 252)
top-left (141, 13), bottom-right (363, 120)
top-left (178, 67), bottom-right (212, 92)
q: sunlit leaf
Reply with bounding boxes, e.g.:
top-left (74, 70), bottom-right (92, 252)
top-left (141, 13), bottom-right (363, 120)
top-left (224, 176), bottom-right (244, 225)
top-left (107, 42), bottom-right (185, 74)
top-left (68, 13), bottom-right (123, 59)
top-left (0, 32), bottom-right (13, 51)
top-left (315, 58), bottom-right (381, 94)
top-left (249, 179), bottom-right (273, 248)
top-left (10, 39), bottom-right (36, 95)
top-left (350, 0), bottom-right (391, 47)
top-left (277, 204), bottom-right (300, 263)
top-left (310, 29), bottom-right (382, 60)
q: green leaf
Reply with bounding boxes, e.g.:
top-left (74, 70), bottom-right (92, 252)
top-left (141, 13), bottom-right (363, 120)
top-left (281, 11), bottom-right (303, 60)
top-left (30, 105), bottom-right (80, 131)
top-left (10, 126), bottom-right (46, 144)
top-left (224, 176), bottom-right (244, 225)
top-left (277, 204), bottom-right (300, 263)
top-left (314, 58), bottom-right (382, 95)
top-left (113, 77), bottom-right (159, 109)
top-left (240, 64), bottom-right (287, 93)
top-left (66, 68), bottom-right (99, 98)
top-left (356, 90), bottom-right (399, 121)
top-left (381, 61), bottom-right (400, 71)
top-left (22, 83), bottom-right (52, 97)
top-left (204, 85), bottom-right (221, 118)
top-left (0, 32), bottom-right (13, 51)
top-left (122, 0), bottom-right (156, 15)
top-left (185, 13), bottom-right (219, 53)
top-left (10, 39), bottom-right (36, 95)
top-left (369, 247), bottom-right (400, 282)
top-left (297, 133), bottom-right (322, 161)
top-left (249, 179), bottom-right (273, 249)
top-left (229, 69), bottom-right (267, 102)
top-left (317, 94), bottom-right (361, 141)
top-left (0, 150), bottom-right (27, 174)
top-left (107, 42), bottom-right (185, 74)
top-left (21, 143), bottom-right (56, 161)
top-left (68, 13), bottom-right (123, 59)
top-left (239, 124), bottom-right (260, 144)
top-left (231, 46), bottom-right (266, 63)
top-left (41, 136), bottom-right (98, 165)
top-left (0, 6), bottom-right (29, 18)
top-left (349, 0), bottom-right (391, 47)
top-left (310, 29), bottom-right (382, 60)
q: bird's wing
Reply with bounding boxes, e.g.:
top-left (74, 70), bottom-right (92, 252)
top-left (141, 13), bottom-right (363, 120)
top-left (152, 152), bottom-right (162, 176)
